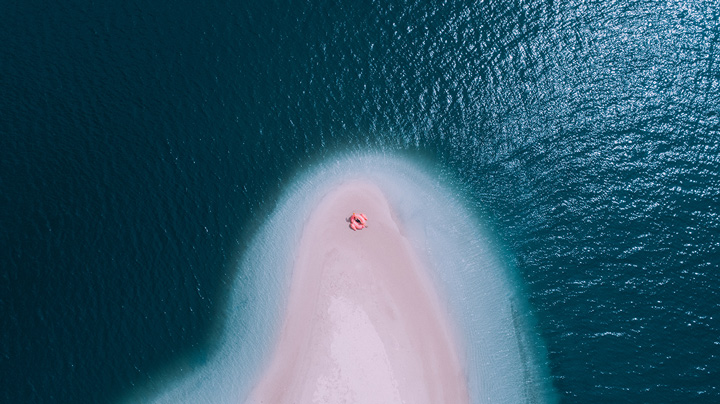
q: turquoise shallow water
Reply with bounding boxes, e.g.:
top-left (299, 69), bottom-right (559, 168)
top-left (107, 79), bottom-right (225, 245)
top-left (135, 154), bottom-right (554, 404)
top-left (2, 0), bottom-right (719, 403)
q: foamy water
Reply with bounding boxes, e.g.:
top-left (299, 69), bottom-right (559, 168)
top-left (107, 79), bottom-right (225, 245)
top-left (142, 153), bottom-right (555, 403)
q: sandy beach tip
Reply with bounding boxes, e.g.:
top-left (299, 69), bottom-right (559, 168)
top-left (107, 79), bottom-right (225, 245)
top-left (245, 180), bottom-right (469, 403)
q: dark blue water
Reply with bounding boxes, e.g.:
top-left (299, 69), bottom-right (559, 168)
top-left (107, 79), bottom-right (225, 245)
top-left (2, 0), bottom-right (719, 403)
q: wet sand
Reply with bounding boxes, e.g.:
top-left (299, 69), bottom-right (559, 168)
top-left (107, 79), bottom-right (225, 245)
top-left (245, 180), bottom-right (468, 403)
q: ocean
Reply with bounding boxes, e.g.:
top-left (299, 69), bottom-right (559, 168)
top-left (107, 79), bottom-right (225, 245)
top-left (2, 0), bottom-right (719, 403)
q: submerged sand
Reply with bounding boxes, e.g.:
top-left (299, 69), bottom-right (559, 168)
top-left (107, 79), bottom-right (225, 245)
top-left (245, 180), bottom-right (469, 403)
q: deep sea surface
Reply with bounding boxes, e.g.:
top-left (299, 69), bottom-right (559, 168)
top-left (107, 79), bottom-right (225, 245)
top-left (2, 0), bottom-right (719, 403)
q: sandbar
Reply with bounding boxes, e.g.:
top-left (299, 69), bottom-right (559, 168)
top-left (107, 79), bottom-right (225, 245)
top-left (245, 180), bottom-right (469, 403)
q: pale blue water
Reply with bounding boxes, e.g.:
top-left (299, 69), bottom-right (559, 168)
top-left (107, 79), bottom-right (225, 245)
top-left (134, 154), bottom-right (554, 403)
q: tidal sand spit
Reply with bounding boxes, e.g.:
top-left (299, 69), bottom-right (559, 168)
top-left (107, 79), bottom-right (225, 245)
top-left (245, 180), bottom-right (469, 403)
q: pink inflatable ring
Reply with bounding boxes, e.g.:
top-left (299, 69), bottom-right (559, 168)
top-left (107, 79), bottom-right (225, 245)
top-left (349, 212), bottom-right (368, 231)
